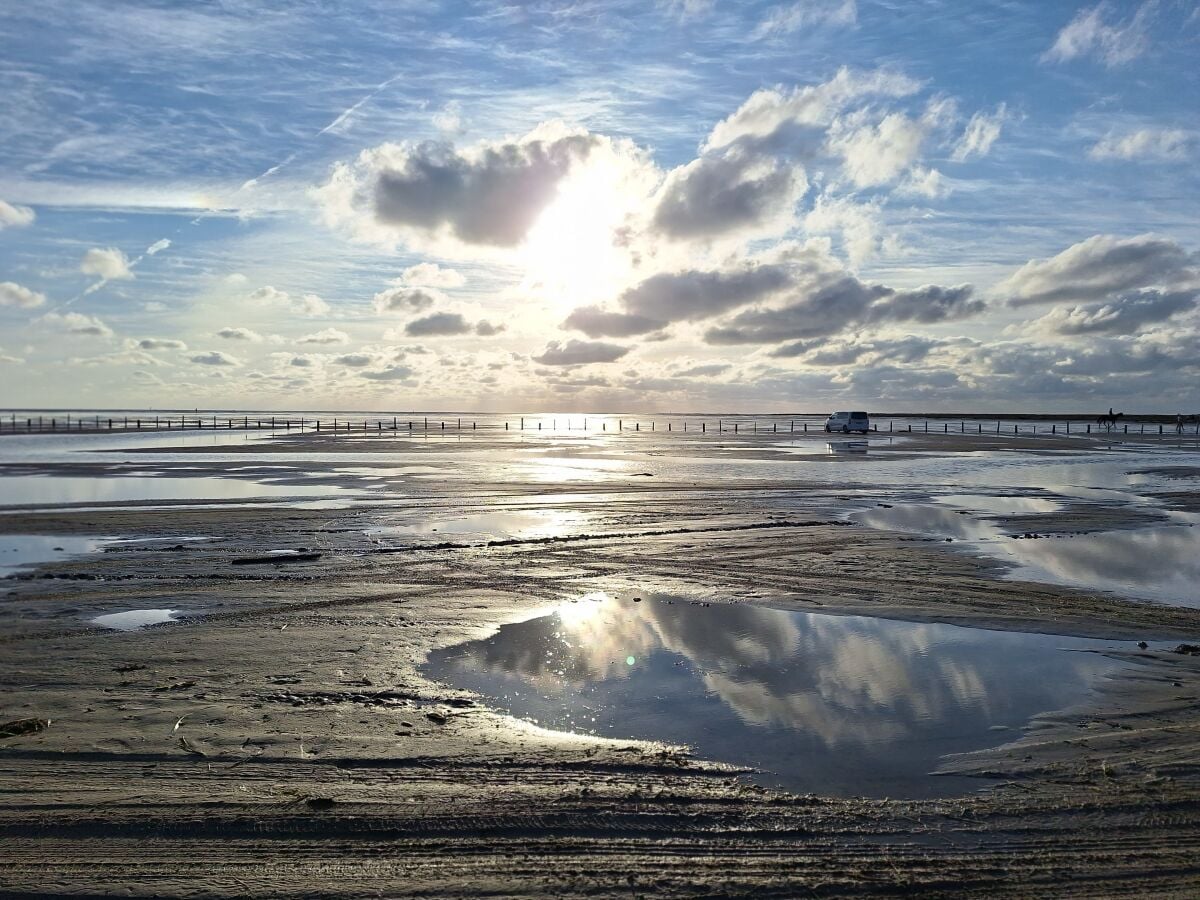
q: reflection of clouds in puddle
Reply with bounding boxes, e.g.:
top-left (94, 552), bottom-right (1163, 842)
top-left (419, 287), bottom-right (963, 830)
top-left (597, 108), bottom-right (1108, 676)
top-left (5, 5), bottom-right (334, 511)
top-left (426, 596), bottom-right (1121, 798)
top-left (1003, 526), bottom-right (1200, 606)
top-left (0, 535), bottom-right (107, 577)
top-left (92, 608), bottom-right (179, 630)
top-left (940, 494), bottom-right (1063, 515)
top-left (854, 504), bottom-right (1200, 606)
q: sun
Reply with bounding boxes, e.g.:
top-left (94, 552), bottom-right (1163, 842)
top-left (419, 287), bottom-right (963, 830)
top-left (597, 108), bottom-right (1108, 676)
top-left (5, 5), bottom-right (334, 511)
top-left (518, 155), bottom-right (642, 308)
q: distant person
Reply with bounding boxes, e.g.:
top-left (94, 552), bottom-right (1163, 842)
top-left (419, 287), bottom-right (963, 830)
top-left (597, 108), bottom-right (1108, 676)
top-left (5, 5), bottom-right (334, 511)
top-left (1177, 414), bottom-right (1185, 435)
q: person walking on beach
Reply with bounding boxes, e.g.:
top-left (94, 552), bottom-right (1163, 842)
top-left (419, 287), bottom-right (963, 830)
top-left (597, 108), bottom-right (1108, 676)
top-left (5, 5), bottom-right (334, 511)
top-left (1177, 413), bottom-right (1185, 435)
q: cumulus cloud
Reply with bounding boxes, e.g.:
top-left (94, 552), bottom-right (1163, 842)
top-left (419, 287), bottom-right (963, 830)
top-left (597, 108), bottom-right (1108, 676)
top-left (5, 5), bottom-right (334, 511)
top-left (0, 199), bottom-right (35, 230)
top-left (334, 353), bottom-right (374, 367)
top-left (705, 274), bottom-right (980, 345)
top-left (39, 311), bottom-right (112, 337)
top-left (532, 339), bottom-right (630, 365)
top-left (651, 152), bottom-right (805, 241)
top-left (80, 247), bottom-right (134, 281)
top-left (998, 234), bottom-right (1197, 306)
top-left (136, 337), bottom-right (187, 350)
top-left (1020, 289), bottom-right (1198, 336)
top-left (217, 326), bottom-right (263, 342)
top-left (0, 281), bottom-right (46, 308)
top-left (373, 285), bottom-right (442, 313)
top-left (318, 123), bottom-right (599, 248)
top-left (398, 262), bottom-right (466, 288)
top-left (289, 356), bottom-right (313, 367)
top-left (803, 196), bottom-right (893, 266)
top-left (620, 264), bottom-right (794, 324)
top-left (753, 0), bottom-right (857, 39)
top-left (676, 363), bottom-right (732, 377)
top-left (297, 327), bottom-right (350, 345)
top-left (826, 102), bottom-right (948, 189)
top-left (249, 286), bottom-right (330, 317)
top-left (405, 312), bottom-right (472, 336)
top-left (704, 67), bottom-right (922, 153)
top-left (361, 364), bottom-right (416, 381)
top-left (1043, 2), bottom-right (1154, 67)
top-left (951, 104), bottom-right (1007, 161)
top-left (1089, 128), bottom-right (1191, 161)
top-left (563, 305), bottom-right (667, 338)
top-left (474, 320), bottom-right (506, 336)
top-left (190, 350), bottom-right (240, 366)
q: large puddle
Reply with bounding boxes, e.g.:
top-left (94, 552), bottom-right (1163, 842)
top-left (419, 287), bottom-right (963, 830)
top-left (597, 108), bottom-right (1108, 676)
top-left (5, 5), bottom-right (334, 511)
top-left (423, 594), bottom-right (1128, 798)
top-left (853, 504), bottom-right (1200, 606)
top-left (0, 474), bottom-right (358, 509)
top-left (0, 535), bottom-right (108, 578)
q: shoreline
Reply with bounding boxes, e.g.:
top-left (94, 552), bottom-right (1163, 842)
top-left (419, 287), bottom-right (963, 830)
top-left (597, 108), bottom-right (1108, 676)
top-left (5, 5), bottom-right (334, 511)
top-left (1, 431), bottom-right (1199, 895)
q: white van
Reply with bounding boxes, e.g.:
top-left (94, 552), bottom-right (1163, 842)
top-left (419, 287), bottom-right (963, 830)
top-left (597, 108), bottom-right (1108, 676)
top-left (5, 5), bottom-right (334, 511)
top-left (825, 411), bottom-right (870, 433)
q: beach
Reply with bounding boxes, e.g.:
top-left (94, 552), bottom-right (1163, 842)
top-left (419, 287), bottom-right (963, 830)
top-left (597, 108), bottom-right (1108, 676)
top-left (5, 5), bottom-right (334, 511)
top-left (2, 420), bottom-right (1199, 896)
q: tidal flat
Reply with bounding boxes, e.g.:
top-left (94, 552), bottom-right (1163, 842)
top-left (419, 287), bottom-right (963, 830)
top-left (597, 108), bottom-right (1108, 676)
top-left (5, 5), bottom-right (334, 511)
top-left (1, 422), bottom-right (1199, 896)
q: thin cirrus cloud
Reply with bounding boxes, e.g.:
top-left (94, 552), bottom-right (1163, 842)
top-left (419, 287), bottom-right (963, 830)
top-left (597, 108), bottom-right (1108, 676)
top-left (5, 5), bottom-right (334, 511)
top-left (1042, 2), bottom-right (1154, 67)
top-left (1088, 128), bottom-right (1191, 162)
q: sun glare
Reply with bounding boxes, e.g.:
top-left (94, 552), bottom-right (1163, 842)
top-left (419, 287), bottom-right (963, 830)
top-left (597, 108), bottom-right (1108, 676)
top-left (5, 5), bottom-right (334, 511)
top-left (519, 157), bottom-right (640, 308)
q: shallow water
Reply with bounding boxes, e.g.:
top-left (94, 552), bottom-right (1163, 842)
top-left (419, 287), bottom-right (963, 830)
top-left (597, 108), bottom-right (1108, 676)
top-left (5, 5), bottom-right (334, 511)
top-left (423, 593), bottom-right (1129, 798)
top-left (0, 474), bottom-right (358, 509)
top-left (0, 535), bottom-right (107, 577)
top-left (853, 504), bottom-right (1200, 606)
top-left (92, 608), bottom-right (180, 630)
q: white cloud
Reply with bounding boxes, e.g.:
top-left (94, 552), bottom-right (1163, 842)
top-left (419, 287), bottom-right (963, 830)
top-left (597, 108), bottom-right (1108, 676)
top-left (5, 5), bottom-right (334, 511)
top-left (248, 286), bottom-right (329, 317)
top-left (1043, 2), bottom-right (1154, 67)
top-left (297, 327), bottom-right (349, 345)
top-left (216, 326), bottom-right (263, 342)
top-left (998, 234), bottom-right (1198, 306)
top-left (1089, 128), bottom-right (1191, 161)
top-left (703, 67), bottom-right (922, 153)
top-left (316, 122), bottom-right (604, 250)
top-left (0, 281), bottom-right (46, 308)
top-left (135, 337), bottom-right (187, 350)
top-left (398, 262), bottom-right (466, 288)
top-left (951, 104), bottom-right (1007, 162)
top-left (753, 0), bottom-right (856, 39)
top-left (828, 113), bottom-right (922, 187)
top-left (533, 339), bottom-right (630, 366)
top-left (0, 199), bottom-right (35, 230)
top-left (373, 285), bottom-right (443, 314)
top-left (190, 350), bottom-right (240, 366)
top-left (39, 311), bottom-right (113, 337)
top-left (145, 238), bottom-right (171, 255)
top-left (804, 196), bottom-right (895, 267)
top-left (80, 247), bottom-right (134, 281)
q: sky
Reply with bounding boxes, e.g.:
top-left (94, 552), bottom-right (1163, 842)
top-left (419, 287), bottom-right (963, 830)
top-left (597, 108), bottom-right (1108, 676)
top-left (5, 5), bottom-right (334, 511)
top-left (1, 0), bottom-right (1198, 413)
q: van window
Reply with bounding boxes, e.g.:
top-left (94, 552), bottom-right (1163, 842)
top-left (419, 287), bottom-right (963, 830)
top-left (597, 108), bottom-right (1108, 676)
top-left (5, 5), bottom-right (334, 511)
top-left (851, 412), bottom-right (867, 418)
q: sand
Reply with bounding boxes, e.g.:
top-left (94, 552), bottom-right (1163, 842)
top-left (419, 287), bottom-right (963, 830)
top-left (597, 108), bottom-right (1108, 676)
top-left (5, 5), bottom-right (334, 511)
top-left (1, 428), bottom-right (1199, 897)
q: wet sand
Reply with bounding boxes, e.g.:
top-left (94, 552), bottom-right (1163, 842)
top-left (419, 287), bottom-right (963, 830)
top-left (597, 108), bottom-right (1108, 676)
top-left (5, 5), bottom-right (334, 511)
top-left (1, 429), bottom-right (1199, 896)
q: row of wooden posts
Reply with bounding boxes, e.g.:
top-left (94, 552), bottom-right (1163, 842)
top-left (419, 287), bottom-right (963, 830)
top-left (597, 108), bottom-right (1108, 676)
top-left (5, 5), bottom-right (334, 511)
top-left (2, 414), bottom-right (1198, 437)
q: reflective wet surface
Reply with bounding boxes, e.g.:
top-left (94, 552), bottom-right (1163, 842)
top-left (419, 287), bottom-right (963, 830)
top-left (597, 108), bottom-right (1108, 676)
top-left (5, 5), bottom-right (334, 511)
top-left (423, 594), bottom-right (1129, 798)
top-left (92, 608), bottom-right (180, 630)
top-left (853, 505), bottom-right (1200, 606)
top-left (0, 535), bottom-right (107, 577)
